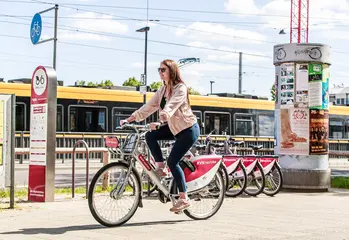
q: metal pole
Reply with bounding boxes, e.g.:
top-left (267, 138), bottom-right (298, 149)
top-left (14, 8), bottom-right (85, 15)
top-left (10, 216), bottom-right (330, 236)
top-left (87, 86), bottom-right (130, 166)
top-left (238, 52), bottom-right (242, 94)
top-left (53, 4), bottom-right (58, 70)
top-left (72, 140), bottom-right (89, 199)
top-left (10, 94), bottom-right (15, 209)
top-left (143, 29), bottom-right (148, 124)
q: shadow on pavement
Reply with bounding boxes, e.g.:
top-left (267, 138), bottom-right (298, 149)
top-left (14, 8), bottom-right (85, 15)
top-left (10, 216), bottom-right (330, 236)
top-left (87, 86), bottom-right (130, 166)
top-left (1, 220), bottom-right (192, 235)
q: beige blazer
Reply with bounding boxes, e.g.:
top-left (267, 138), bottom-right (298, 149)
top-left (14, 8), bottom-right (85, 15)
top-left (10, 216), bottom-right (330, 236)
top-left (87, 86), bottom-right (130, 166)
top-left (131, 83), bottom-right (197, 136)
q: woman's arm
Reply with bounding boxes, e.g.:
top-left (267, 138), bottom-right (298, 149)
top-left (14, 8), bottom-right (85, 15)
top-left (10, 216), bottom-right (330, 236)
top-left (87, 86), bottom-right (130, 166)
top-left (127, 87), bottom-right (163, 122)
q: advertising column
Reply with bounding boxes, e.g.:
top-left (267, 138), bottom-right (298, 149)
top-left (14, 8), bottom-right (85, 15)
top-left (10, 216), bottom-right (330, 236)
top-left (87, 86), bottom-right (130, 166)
top-left (28, 66), bottom-right (57, 202)
top-left (273, 43), bottom-right (332, 190)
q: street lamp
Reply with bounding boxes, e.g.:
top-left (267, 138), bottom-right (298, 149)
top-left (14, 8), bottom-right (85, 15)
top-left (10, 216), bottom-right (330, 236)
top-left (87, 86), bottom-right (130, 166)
top-left (136, 26), bottom-right (150, 123)
top-left (210, 80), bottom-right (215, 94)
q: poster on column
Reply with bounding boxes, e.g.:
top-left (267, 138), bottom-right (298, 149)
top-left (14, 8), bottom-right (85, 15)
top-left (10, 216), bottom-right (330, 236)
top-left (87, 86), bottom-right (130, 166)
top-left (309, 109), bottom-right (329, 155)
top-left (322, 64), bottom-right (330, 110)
top-left (275, 65), bottom-right (280, 107)
top-left (308, 64), bottom-right (323, 109)
top-left (280, 63), bottom-right (295, 108)
top-left (274, 109), bottom-right (281, 154)
top-left (280, 108), bottom-right (309, 155)
top-left (295, 63), bottom-right (309, 108)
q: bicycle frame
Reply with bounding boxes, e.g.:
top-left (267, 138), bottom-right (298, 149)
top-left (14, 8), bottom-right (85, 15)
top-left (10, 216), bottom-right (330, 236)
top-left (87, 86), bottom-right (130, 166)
top-left (112, 125), bottom-right (223, 199)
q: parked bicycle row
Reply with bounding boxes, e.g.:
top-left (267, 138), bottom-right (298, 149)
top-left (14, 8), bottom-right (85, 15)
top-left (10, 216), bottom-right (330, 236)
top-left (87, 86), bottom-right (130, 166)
top-left (88, 124), bottom-right (283, 227)
top-left (141, 129), bottom-right (283, 198)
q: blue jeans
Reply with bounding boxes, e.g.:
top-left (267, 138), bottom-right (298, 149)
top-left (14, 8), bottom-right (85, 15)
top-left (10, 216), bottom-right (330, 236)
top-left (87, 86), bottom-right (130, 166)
top-left (145, 122), bottom-right (200, 192)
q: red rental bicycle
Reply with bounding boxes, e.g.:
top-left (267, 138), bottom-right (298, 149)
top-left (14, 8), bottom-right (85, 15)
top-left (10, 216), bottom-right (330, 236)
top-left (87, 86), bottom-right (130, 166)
top-left (88, 124), bottom-right (227, 227)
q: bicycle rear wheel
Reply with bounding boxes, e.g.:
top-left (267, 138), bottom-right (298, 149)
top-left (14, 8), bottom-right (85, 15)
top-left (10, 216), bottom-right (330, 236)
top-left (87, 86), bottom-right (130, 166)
top-left (88, 161), bottom-right (141, 227)
top-left (244, 162), bottom-right (265, 196)
top-left (225, 161), bottom-right (247, 197)
top-left (263, 163), bottom-right (283, 196)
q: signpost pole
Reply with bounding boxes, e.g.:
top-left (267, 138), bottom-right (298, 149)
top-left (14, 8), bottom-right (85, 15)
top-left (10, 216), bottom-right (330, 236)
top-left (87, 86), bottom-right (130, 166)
top-left (53, 4), bottom-right (58, 70)
top-left (10, 94), bottom-right (15, 208)
top-left (28, 66), bottom-right (57, 202)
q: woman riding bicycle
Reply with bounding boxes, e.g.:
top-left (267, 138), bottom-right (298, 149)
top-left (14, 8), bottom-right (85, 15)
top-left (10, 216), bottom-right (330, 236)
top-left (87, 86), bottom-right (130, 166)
top-left (120, 59), bottom-right (200, 213)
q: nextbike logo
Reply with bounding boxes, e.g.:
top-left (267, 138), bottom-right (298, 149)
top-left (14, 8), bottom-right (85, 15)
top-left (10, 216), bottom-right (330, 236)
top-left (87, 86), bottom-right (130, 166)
top-left (197, 160), bottom-right (217, 165)
top-left (138, 154), bottom-right (151, 171)
top-left (33, 69), bottom-right (47, 96)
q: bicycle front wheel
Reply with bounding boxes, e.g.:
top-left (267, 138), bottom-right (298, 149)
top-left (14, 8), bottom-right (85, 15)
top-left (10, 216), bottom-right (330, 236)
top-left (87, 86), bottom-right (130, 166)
top-left (88, 161), bottom-right (141, 227)
top-left (183, 169), bottom-right (226, 220)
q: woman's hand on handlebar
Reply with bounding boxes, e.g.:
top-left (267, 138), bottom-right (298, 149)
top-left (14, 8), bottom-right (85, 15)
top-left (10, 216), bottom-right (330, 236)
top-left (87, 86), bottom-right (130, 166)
top-left (120, 119), bottom-right (128, 126)
top-left (149, 122), bottom-right (161, 131)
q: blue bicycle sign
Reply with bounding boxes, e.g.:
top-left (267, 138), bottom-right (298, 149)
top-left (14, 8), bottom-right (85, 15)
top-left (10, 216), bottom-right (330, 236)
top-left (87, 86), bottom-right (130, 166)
top-left (30, 13), bottom-right (42, 44)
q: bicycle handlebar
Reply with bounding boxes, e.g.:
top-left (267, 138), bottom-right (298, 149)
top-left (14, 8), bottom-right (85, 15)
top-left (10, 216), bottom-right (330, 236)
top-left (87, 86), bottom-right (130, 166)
top-left (115, 124), bottom-right (150, 133)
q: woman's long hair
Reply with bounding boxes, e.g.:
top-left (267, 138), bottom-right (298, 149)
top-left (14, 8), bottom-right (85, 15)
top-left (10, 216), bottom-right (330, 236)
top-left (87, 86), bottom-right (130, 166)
top-left (161, 59), bottom-right (190, 105)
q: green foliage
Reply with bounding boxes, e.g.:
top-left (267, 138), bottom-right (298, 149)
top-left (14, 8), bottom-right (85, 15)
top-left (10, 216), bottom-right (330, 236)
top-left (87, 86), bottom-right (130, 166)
top-left (271, 83), bottom-right (276, 101)
top-left (188, 87), bottom-right (200, 95)
top-left (122, 77), bottom-right (141, 87)
top-left (75, 80), bottom-right (114, 87)
top-left (150, 81), bottom-right (163, 90)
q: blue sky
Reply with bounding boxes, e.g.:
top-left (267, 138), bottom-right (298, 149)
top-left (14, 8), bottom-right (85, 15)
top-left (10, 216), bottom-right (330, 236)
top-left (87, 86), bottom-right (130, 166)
top-left (1, 0), bottom-right (349, 97)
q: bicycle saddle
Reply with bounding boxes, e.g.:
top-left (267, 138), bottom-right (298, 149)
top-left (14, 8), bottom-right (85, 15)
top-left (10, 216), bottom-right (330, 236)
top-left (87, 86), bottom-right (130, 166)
top-left (230, 141), bottom-right (244, 147)
top-left (194, 144), bottom-right (206, 150)
top-left (209, 142), bottom-right (224, 148)
top-left (248, 145), bottom-right (263, 151)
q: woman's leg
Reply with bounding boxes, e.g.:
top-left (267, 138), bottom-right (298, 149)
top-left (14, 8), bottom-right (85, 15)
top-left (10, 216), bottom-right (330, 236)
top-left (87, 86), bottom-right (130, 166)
top-left (167, 123), bottom-right (200, 212)
top-left (145, 124), bottom-right (174, 173)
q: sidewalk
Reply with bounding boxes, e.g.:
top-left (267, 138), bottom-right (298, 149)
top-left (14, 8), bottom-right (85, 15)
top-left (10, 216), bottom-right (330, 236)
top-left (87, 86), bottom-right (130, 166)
top-left (1, 190), bottom-right (349, 240)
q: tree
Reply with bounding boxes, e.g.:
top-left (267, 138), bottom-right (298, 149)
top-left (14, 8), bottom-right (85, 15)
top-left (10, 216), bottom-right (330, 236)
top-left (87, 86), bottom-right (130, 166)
top-left (271, 82), bottom-right (276, 101)
top-left (76, 80), bottom-right (85, 86)
top-left (87, 81), bottom-right (97, 87)
top-left (75, 80), bottom-right (114, 87)
top-left (122, 77), bottom-right (141, 87)
top-left (98, 80), bottom-right (114, 87)
top-left (188, 87), bottom-right (200, 95)
top-left (150, 81), bottom-right (162, 90)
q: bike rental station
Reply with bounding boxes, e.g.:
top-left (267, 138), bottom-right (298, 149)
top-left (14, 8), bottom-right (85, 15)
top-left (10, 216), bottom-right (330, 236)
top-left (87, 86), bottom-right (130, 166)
top-left (1, 4), bottom-right (335, 230)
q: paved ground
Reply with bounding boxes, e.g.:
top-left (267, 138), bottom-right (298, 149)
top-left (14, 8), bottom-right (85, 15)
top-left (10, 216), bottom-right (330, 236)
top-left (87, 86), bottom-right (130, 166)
top-left (1, 190), bottom-right (349, 240)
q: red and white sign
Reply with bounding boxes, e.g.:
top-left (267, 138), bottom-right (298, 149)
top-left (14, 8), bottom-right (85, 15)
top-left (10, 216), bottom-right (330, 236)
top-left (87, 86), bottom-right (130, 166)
top-left (28, 66), bottom-right (49, 202)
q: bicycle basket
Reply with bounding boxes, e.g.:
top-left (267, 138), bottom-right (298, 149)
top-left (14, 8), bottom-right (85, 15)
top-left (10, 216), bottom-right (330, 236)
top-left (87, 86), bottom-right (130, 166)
top-left (122, 133), bottom-right (138, 154)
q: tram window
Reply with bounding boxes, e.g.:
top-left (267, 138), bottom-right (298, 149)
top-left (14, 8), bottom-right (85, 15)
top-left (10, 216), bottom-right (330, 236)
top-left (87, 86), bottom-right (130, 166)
top-left (15, 103), bottom-right (26, 131)
top-left (345, 119), bottom-right (349, 139)
top-left (258, 114), bottom-right (274, 136)
top-left (113, 107), bottom-right (137, 130)
top-left (56, 105), bottom-right (63, 132)
top-left (69, 106), bottom-right (107, 132)
top-left (329, 118), bottom-right (344, 139)
top-left (235, 114), bottom-right (255, 136)
top-left (204, 112), bottom-right (230, 135)
top-left (192, 111), bottom-right (202, 133)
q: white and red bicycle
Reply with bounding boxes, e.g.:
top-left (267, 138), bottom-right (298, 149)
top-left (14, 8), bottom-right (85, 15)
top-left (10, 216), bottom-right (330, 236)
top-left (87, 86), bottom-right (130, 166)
top-left (88, 124), bottom-right (227, 227)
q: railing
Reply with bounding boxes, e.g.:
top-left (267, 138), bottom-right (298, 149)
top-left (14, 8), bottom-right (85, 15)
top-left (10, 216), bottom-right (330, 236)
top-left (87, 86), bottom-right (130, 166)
top-left (72, 140), bottom-right (89, 199)
top-left (14, 131), bottom-right (349, 163)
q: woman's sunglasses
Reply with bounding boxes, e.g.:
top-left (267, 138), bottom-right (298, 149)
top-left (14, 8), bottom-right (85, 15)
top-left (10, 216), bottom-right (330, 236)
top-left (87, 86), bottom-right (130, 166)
top-left (158, 67), bottom-right (166, 73)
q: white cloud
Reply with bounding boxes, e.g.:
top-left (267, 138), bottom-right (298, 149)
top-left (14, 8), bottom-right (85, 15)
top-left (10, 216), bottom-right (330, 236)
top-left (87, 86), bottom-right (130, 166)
top-left (185, 41), bottom-right (270, 64)
top-left (60, 12), bottom-right (129, 41)
top-left (259, 0), bottom-right (349, 31)
top-left (131, 61), bottom-right (160, 68)
top-left (175, 22), bottom-right (267, 45)
top-left (59, 31), bottom-right (110, 41)
top-left (224, 0), bottom-right (259, 15)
